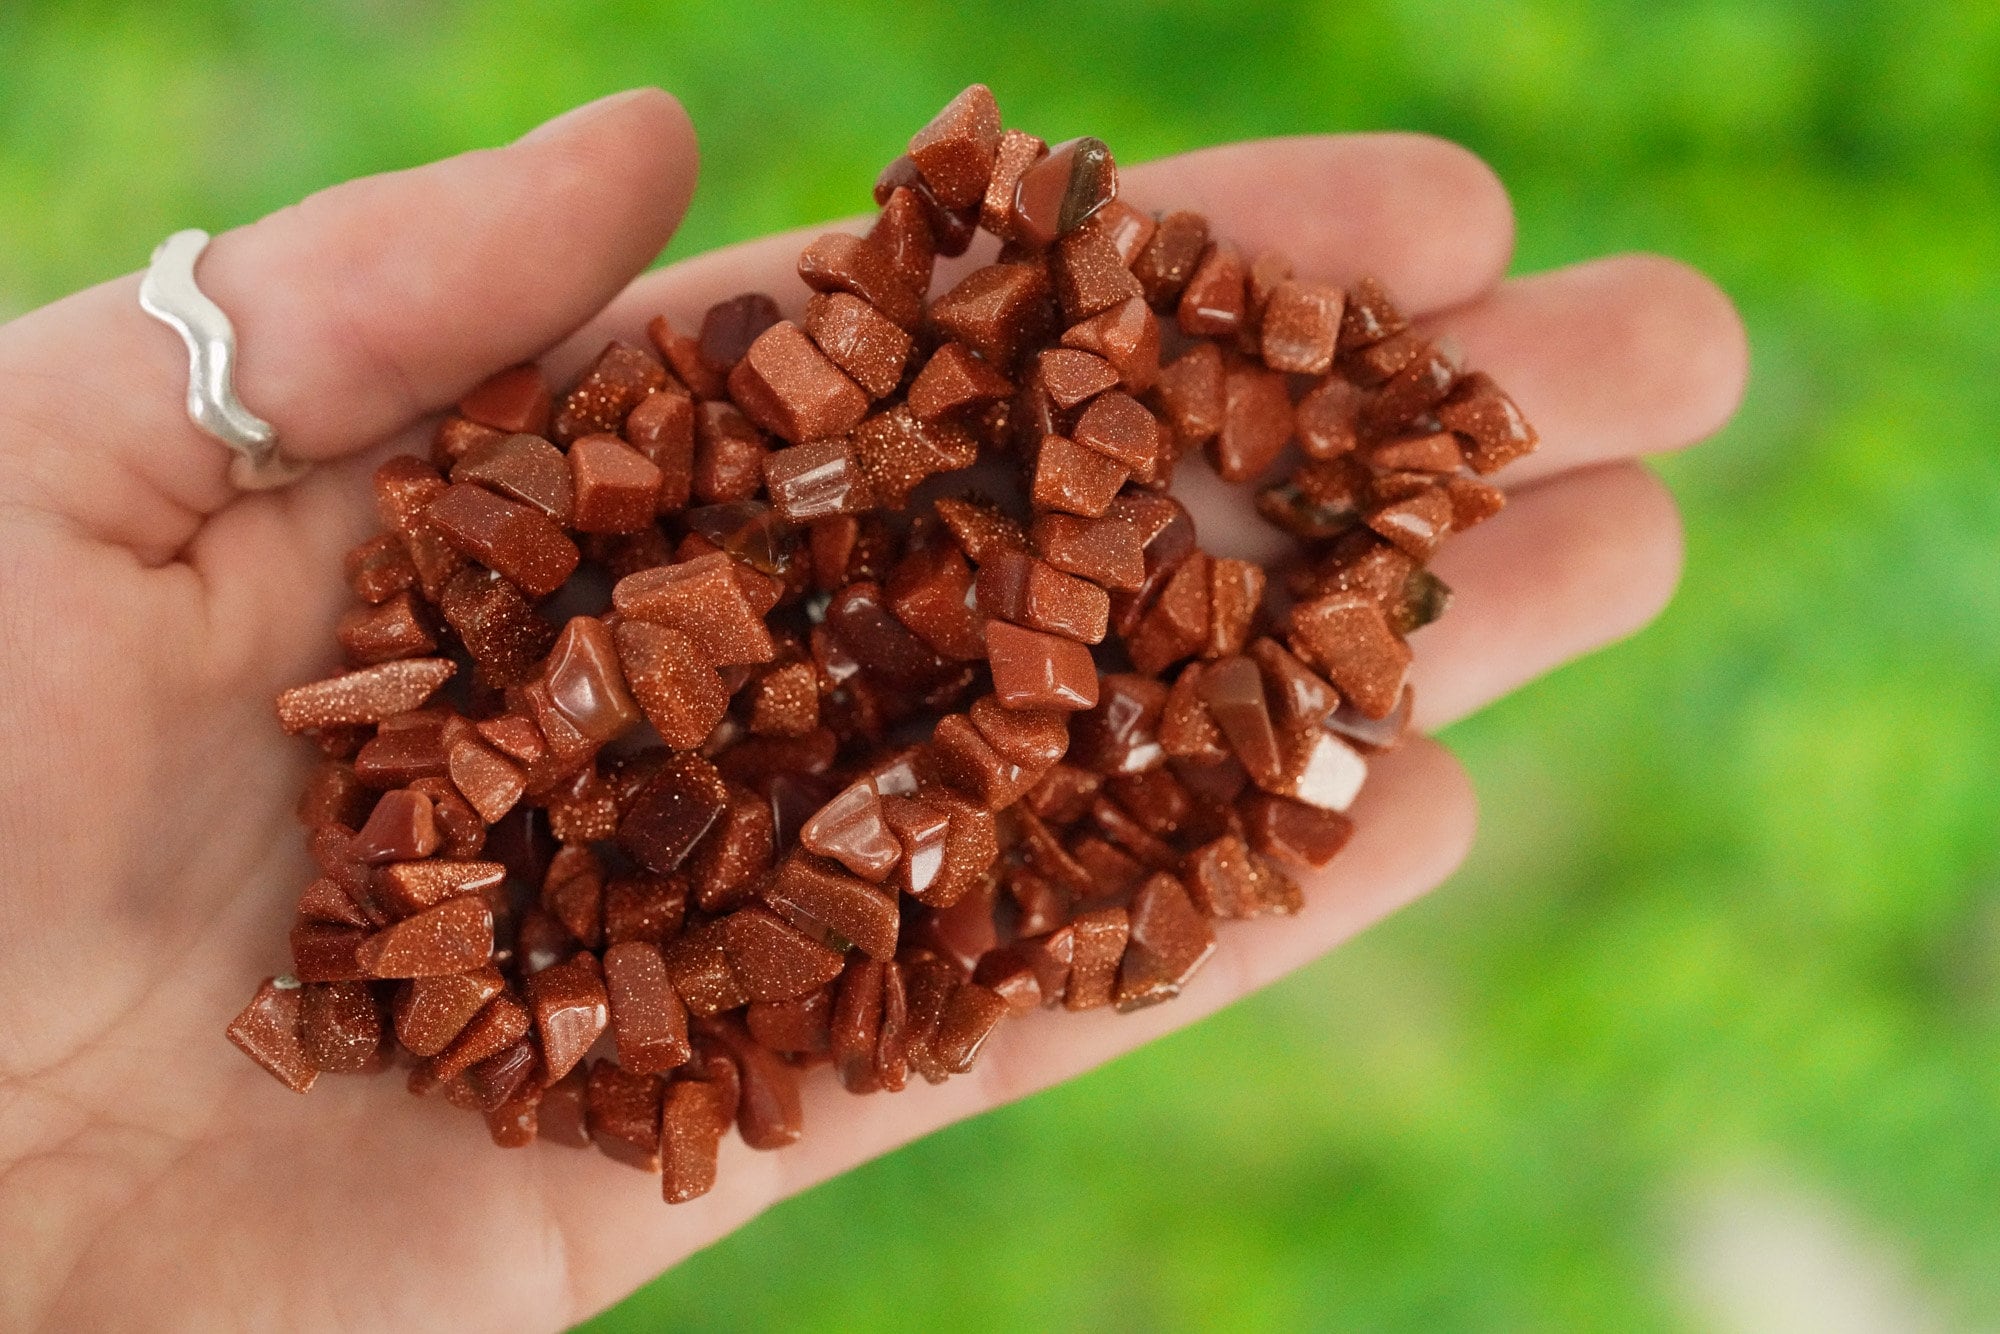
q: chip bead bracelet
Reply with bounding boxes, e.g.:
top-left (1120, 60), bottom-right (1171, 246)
top-left (230, 83), bottom-right (1539, 1203)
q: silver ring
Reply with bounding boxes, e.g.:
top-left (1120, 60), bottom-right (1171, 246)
top-left (139, 229), bottom-right (308, 491)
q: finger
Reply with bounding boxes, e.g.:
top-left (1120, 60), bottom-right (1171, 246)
top-left (544, 738), bottom-right (1478, 1305)
top-left (549, 132), bottom-right (1515, 377)
top-left (1421, 254), bottom-right (1749, 489)
top-left (1410, 462), bottom-right (1685, 731)
top-left (0, 89), bottom-right (699, 563)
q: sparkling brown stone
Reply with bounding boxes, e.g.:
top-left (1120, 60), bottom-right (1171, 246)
top-left (885, 541), bottom-right (986, 661)
top-left (1366, 486), bottom-right (1455, 562)
top-left (1040, 348), bottom-right (1120, 410)
top-left (1013, 136), bottom-right (1117, 249)
top-left (691, 401), bottom-right (769, 505)
top-left (1030, 434), bottom-right (1127, 518)
top-left (609, 621), bottom-right (721, 750)
top-left (801, 779), bottom-right (902, 882)
top-left (880, 793), bottom-right (952, 902)
top-left (763, 437), bottom-right (878, 523)
top-left (907, 342), bottom-right (1015, 422)
top-left (927, 982), bottom-right (1009, 1075)
top-left (349, 789), bottom-right (440, 864)
top-left (1133, 210), bottom-right (1210, 311)
top-left (227, 978), bottom-right (317, 1093)
top-left (969, 693), bottom-right (1068, 767)
top-left (432, 415), bottom-right (504, 469)
top-left (934, 495), bottom-right (1028, 565)
top-left (930, 262), bottom-right (1053, 369)
top-left (537, 1064), bottom-right (591, 1149)
top-left (700, 1018), bottom-right (804, 1151)
top-left (1338, 276), bottom-right (1408, 350)
top-left (1445, 475), bottom-right (1507, 532)
top-left (659, 920), bottom-right (750, 1018)
top-left (746, 660), bottom-right (820, 738)
top-left (448, 738), bottom-right (525, 824)
top-left (762, 852), bottom-right (900, 961)
top-left (568, 433), bottom-right (662, 534)
top-left (394, 967), bottom-right (506, 1057)
top-left (728, 320), bottom-right (870, 445)
top-left (426, 482), bottom-right (580, 599)
top-left (625, 385), bottom-right (696, 513)
top-left (276, 659), bottom-right (455, 735)
top-left (587, 1059), bottom-right (664, 1172)
top-left (977, 550), bottom-right (1109, 644)
top-left (1069, 672), bottom-right (1169, 775)
top-left (804, 291), bottom-right (912, 400)
top-left (613, 552), bottom-right (776, 668)
top-left (648, 314), bottom-right (727, 401)
top-left (850, 405), bottom-right (979, 508)
top-left (1288, 592), bottom-right (1414, 720)
top-left (985, 619), bottom-right (1099, 712)
top-left (1293, 376), bottom-right (1364, 460)
top-left (1259, 281), bottom-right (1344, 375)
top-left (344, 533), bottom-right (418, 605)
top-left (1114, 872), bottom-right (1217, 1011)
top-left (438, 569), bottom-right (555, 690)
top-left (831, 957), bottom-right (886, 1093)
top-left (1365, 339), bottom-right (1459, 432)
top-left (1060, 296), bottom-right (1160, 394)
top-left (659, 1077), bottom-right (727, 1200)
top-left (451, 432), bottom-right (573, 523)
top-left (337, 591), bottom-right (437, 668)
top-left (689, 787), bottom-right (775, 913)
top-left (554, 341), bottom-right (669, 444)
top-left (929, 712), bottom-right (1036, 810)
top-left (698, 292), bottom-right (783, 373)
top-left (1052, 228), bottom-right (1143, 322)
top-left (1205, 558), bottom-right (1265, 660)
top-left (1029, 512), bottom-right (1144, 592)
top-left (745, 988), bottom-right (833, 1055)
top-left (458, 363), bottom-right (553, 437)
top-left (603, 871), bottom-right (690, 949)
top-left (1154, 340), bottom-right (1225, 449)
top-left (1241, 792), bottom-right (1354, 871)
top-left (290, 922), bottom-right (367, 983)
top-left (617, 754), bottom-right (732, 873)
top-left (1185, 834), bottom-right (1301, 918)
top-left (1437, 371), bottom-right (1539, 474)
top-left (724, 905), bottom-right (848, 1002)
top-left (979, 128), bottom-right (1048, 242)
top-left (1064, 906), bottom-right (1130, 1011)
top-left (1127, 551), bottom-right (1211, 676)
top-left (1077, 198), bottom-right (1156, 266)
top-left (1199, 654), bottom-right (1284, 788)
top-left (357, 895), bottom-right (494, 978)
top-left (1177, 241), bottom-right (1245, 339)
top-left (868, 185), bottom-right (937, 293)
top-left (1211, 362), bottom-right (1292, 484)
top-left (526, 950), bottom-right (609, 1084)
top-left (427, 993), bottom-right (529, 1083)
top-left (1072, 393), bottom-right (1162, 479)
top-left (906, 83), bottom-right (1003, 208)
top-left (797, 231), bottom-right (924, 331)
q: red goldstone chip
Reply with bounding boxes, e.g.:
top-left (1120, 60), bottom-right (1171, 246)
top-left (243, 83), bottom-right (1539, 1210)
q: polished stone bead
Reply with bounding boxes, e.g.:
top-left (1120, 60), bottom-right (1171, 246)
top-left (226, 977), bottom-right (317, 1093)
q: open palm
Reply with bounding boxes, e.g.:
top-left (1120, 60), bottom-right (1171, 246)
top-left (0, 90), bottom-right (1745, 1331)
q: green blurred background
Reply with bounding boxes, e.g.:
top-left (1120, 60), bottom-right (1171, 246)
top-left (5, 0), bottom-right (1997, 1328)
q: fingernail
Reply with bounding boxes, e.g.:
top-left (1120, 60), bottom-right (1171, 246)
top-left (518, 89), bottom-right (647, 145)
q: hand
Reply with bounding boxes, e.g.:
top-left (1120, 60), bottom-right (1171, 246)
top-left (0, 89), bottom-right (1745, 1330)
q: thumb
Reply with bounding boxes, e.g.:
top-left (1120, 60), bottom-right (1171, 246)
top-left (0, 88), bottom-right (699, 562)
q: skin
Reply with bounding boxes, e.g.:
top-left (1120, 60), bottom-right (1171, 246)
top-left (0, 89), bottom-right (1746, 1330)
